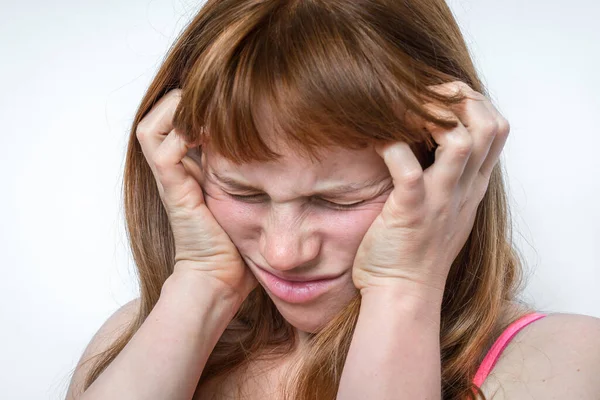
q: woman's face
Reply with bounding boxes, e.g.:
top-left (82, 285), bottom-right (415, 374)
top-left (200, 142), bottom-right (393, 333)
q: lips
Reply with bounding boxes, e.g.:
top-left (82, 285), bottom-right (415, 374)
top-left (266, 271), bottom-right (340, 283)
top-left (253, 263), bottom-right (340, 283)
top-left (248, 260), bottom-right (346, 304)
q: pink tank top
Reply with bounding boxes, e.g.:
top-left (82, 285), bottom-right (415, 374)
top-left (472, 312), bottom-right (547, 387)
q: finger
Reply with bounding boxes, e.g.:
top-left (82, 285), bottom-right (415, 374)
top-left (417, 102), bottom-right (472, 195)
top-left (478, 114), bottom-right (510, 180)
top-left (154, 129), bottom-right (205, 208)
top-left (375, 141), bottom-right (425, 212)
top-left (136, 89), bottom-right (182, 138)
top-left (136, 89), bottom-right (184, 196)
top-left (428, 81), bottom-right (510, 204)
top-left (181, 146), bottom-right (205, 187)
top-left (429, 82), bottom-right (498, 191)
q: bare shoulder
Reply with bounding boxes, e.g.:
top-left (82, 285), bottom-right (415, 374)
top-left (65, 298), bottom-right (140, 399)
top-left (481, 312), bottom-right (600, 399)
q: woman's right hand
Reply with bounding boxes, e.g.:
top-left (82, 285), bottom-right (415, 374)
top-left (136, 89), bottom-right (258, 300)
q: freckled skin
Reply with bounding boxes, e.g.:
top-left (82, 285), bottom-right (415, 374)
top-left (199, 144), bottom-right (393, 339)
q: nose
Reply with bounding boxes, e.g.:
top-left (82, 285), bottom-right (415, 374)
top-left (259, 204), bottom-right (320, 272)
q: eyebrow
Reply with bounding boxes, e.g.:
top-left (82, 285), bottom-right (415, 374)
top-left (209, 171), bottom-right (390, 197)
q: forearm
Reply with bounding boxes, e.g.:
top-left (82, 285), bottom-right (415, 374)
top-left (337, 285), bottom-right (443, 400)
top-left (82, 270), bottom-right (242, 400)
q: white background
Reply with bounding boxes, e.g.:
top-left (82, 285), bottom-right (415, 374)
top-left (0, 0), bottom-right (598, 398)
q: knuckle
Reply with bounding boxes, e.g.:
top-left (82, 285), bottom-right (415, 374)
top-left (168, 88), bottom-right (183, 99)
top-left (455, 82), bottom-right (486, 103)
top-left (428, 81), bottom-right (463, 98)
top-left (451, 134), bottom-right (473, 157)
top-left (497, 117), bottom-right (511, 137)
top-left (452, 81), bottom-right (476, 98)
top-left (429, 81), bottom-right (480, 102)
top-left (400, 169), bottom-right (424, 187)
top-left (136, 90), bottom-right (182, 141)
top-left (454, 80), bottom-right (471, 92)
top-left (136, 122), bottom-right (149, 140)
top-left (445, 82), bottom-right (464, 97)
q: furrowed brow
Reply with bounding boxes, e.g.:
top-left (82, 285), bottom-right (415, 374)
top-left (210, 171), bottom-right (389, 197)
top-left (210, 171), bottom-right (260, 191)
top-left (316, 177), bottom-right (390, 195)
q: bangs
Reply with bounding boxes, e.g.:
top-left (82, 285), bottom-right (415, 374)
top-left (173, 0), bottom-right (466, 165)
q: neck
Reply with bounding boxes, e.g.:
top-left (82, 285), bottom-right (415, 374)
top-left (292, 327), bottom-right (313, 355)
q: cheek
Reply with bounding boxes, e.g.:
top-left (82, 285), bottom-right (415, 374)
top-left (204, 192), bottom-right (257, 244)
top-left (318, 206), bottom-right (383, 257)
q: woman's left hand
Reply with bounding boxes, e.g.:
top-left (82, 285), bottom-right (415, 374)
top-left (352, 81), bottom-right (510, 301)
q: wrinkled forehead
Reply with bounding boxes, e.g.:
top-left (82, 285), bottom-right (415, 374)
top-left (202, 143), bottom-right (390, 188)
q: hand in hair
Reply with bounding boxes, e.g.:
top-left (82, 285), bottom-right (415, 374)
top-left (136, 89), bottom-right (258, 302)
top-left (351, 80), bottom-right (510, 302)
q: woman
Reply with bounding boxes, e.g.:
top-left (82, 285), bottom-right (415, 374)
top-left (66, 0), bottom-right (600, 399)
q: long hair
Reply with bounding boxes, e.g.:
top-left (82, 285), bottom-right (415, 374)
top-left (83, 0), bottom-right (531, 398)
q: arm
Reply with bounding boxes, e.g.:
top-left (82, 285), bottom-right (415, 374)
top-left (341, 81), bottom-right (509, 400)
top-left (76, 269), bottom-right (242, 400)
top-left (337, 286), bottom-right (443, 400)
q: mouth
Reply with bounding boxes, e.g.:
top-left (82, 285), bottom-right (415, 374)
top-left (260, 269), bottom-right (341, 283)
top-left (249, 261), bottom-right (345, 304)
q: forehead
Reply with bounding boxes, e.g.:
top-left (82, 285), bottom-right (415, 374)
top-left (203, 144), bottom-right (390, 193)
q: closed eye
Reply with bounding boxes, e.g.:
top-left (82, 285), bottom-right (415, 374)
top-left (225, 193), bottom-right (365, 210)
top-left (316, 198), bottom-right (365, 210)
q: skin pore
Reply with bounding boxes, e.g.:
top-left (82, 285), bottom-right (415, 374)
top-left (198, 141), bottom-right (394, 352)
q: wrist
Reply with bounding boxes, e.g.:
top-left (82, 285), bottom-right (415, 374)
top-left (360, 280), bottom-right (444, 322)
top-left (162, 269), bottom-right (244, 319)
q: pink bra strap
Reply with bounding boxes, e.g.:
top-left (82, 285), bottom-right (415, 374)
top-left (472, 312), bottom-right (547, 387)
